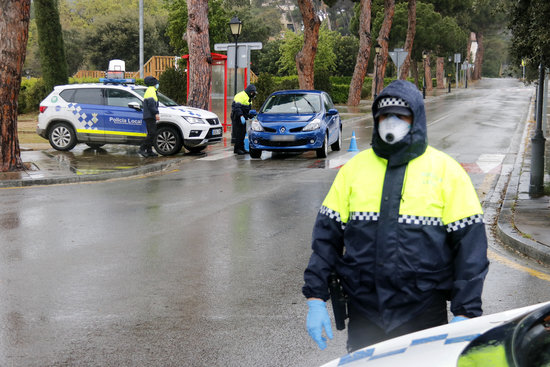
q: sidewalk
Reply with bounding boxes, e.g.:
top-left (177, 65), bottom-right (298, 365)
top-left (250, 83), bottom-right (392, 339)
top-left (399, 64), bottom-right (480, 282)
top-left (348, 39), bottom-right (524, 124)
top-left (1, 89), bottom-right (549, 267)
top-left (496, 96), bottom-right (550, 265)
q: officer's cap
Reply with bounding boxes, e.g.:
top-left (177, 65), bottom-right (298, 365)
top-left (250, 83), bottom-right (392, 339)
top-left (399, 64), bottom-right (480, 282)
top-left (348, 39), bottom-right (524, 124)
top-left (375, 97), bottom-right (412, 118)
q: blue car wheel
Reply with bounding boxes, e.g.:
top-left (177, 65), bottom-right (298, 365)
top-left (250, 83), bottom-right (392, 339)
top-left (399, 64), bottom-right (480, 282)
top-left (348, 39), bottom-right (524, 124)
top-left (316, 133), bottom-right (328, 158)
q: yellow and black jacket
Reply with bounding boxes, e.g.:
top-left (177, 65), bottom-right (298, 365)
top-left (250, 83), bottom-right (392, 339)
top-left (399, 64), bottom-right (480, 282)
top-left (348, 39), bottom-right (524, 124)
top-left (143, 85), bottom-right (159, 120)
top-left (303, 80), bottom-right (489, 332)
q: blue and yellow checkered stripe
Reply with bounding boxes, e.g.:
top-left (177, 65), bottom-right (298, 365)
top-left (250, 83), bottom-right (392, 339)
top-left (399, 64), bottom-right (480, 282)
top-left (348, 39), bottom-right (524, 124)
top-left (337, 333), bottom-right (480, 365)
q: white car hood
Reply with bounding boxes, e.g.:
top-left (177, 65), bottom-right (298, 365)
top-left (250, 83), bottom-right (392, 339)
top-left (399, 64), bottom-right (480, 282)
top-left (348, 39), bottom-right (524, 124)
top-left (320, 302), bottom-right (550, 367)
top-left (161, 105), bottom-right (218, 120)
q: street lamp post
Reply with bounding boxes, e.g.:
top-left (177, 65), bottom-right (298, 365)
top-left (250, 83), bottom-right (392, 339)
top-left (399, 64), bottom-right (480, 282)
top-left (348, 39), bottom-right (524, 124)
top-left (529, 62), bottom-right (547, 197)
top-left (448, 56), bottom-right (452, 93)
top-left (374, 43), bottom-right (381, 99)
top-left (422, 51), bottom-right (427, 99)
top-left (229, 15), bottom-right (243, 97)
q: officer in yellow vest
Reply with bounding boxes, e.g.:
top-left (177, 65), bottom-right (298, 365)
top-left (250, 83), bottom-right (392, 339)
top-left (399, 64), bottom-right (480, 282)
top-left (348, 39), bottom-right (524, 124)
top-left (139, 76), bottom-right (160, 157)
top-left (231, 84), bottom-right (256, 155)
top-left (303, 80), bottom-right (489, 352)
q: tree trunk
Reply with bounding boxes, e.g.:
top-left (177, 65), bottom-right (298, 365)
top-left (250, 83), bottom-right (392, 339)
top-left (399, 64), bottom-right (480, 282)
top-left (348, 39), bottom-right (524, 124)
top-left (296, 0), bottom-right (321, 90)
top-left (399, 0), bottom-right (416, 80)
top-left (424, 52), bottom-right (432, 92)
top-left (0, 0), bottom-right (30, 172)
top-left (186, 0), bottom-right (212, 110)
top-left (465, 32), bottom-right (474, 83)
top-left (472, 32), bottom-right (484, 80)
top-left (436, 57), bottom-right (445, 88)
top-left (371, 0), bottom-right (395, 98)
top-left (347, 0), bottom-right (372, 106)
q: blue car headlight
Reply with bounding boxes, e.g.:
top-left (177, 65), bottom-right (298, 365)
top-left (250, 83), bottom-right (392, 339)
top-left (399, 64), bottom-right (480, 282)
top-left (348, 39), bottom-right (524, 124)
top-left (303, 118), bottom-right (321, 131)
top-left (250, 120), bottom-right (264, 132)
top-left (183, 116), bottom-right (204, 124)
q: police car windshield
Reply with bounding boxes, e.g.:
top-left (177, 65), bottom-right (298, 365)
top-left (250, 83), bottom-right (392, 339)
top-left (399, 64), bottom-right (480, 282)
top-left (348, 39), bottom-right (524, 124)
top-left (134, 89), bottom-right (179, 107)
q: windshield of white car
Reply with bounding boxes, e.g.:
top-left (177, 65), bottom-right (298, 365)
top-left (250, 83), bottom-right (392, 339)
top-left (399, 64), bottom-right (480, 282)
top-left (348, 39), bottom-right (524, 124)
top-left (260, 94), bottom-right (321, 114)
top-left (133, 89), bottom-right (179, 107)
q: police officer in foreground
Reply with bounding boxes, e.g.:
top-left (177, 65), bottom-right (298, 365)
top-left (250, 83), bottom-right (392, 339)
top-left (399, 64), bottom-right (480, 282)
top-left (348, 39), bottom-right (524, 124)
top-left (231, 84), bottom-right (257, 155)
top-left (302, 80), bottom-right (489, 352)
top-left (139, 76), bottom-right (160, 157)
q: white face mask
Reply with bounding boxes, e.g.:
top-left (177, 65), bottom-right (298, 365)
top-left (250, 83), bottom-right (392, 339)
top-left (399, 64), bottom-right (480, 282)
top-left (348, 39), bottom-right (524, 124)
top-left (378, 114), bottom-right (411, 144)
top-left (155, 84), bottom-right (159, 89)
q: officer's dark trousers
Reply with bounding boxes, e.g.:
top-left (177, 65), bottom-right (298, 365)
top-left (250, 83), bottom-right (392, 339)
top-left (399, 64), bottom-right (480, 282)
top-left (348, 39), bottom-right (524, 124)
top-left (346, 293), bottom-right (448, 353)
top-left (141, 118), bottom-right (157, 152)
top-left (231, 113), bottom-right (245, 152)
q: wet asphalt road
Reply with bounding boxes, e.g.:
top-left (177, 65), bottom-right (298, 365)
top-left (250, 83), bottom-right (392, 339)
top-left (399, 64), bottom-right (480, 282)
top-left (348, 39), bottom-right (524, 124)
top-left (1, 78), bottom-right (550, 366)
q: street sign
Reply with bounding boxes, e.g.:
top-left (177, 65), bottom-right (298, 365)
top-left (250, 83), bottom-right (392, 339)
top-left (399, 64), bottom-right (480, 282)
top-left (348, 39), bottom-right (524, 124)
top-left (454, 53), bottom-right (461, 63)
top-left (388, 48), bottom-right (408, 77)
top-left (215, 42), bottom-right (263, 68)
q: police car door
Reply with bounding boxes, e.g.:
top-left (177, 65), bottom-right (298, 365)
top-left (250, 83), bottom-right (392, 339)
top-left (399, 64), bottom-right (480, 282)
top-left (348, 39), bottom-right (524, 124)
top-left (68, 88), bottom-right (105, 143)
top-left (104, 88), bottom-right (147, 144)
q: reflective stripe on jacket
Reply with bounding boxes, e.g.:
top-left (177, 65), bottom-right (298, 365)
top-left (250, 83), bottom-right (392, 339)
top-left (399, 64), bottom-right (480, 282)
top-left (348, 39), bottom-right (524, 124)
top-left (303, 145), bottom-right (489, 332)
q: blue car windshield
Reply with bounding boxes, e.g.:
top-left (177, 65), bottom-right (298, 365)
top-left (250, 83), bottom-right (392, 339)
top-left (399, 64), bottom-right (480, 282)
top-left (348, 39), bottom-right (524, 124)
top-left (260, 94), bottom-right (321, 114)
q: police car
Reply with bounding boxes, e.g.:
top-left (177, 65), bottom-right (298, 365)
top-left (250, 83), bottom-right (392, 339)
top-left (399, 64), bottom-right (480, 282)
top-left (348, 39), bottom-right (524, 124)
top-left (320, 301), bottom-right (550, 367)
top-left (36, 79), bottom-right (223, 155)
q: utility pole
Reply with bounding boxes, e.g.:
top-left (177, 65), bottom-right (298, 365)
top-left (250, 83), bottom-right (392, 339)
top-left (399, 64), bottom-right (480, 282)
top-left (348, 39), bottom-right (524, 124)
top-left (139, 0), bottom-right (144, 79)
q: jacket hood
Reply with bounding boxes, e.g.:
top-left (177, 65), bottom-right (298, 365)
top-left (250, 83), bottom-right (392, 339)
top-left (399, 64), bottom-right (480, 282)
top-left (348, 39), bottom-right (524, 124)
top-left (371, 80), bottom-right (427, 167)
top-left (245, 84), bottom-right (257, 96)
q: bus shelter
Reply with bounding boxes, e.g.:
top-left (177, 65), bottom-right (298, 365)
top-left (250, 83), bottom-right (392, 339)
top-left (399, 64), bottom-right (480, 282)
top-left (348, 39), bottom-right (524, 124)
top-left (182, 53), bottom-right (229, 132)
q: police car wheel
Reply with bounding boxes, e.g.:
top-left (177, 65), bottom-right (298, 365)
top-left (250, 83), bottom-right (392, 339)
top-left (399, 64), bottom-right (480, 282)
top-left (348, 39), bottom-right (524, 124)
top-left (49, 122), bottom-right (77, 151)
top-left (316, 133), bottom-right (328, 158)
top-left (155, 126), bottom-right (182, 156)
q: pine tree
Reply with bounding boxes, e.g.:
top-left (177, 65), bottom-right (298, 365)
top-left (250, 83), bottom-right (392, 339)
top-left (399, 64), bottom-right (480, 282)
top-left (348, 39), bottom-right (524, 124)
top-left (35, 0), bottom-right (68, 93)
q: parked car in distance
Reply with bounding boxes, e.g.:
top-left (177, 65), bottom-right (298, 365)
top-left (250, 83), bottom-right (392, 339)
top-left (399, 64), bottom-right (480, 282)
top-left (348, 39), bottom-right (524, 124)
top-left (248, 90), bottom-right (342, 159)
top-left (320, 301), bottom-right (550, 367)
top-left (37, 80), bottom-right (223, 156)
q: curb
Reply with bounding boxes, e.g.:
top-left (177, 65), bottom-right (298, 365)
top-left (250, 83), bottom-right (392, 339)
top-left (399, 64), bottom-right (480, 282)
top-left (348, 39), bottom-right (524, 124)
top-left (0, 155), bottom-right (188, 188)
top-left (496, 92), bottom-right (550, 265)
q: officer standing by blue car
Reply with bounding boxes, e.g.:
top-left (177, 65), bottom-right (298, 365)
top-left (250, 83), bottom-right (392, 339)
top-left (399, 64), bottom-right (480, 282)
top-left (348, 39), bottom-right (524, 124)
top-left (139, 76), bottom-right (160, 157)
top-left (302, 80), bottom-right (489, 352)
top-left (231, 84), bottom-right (257, 155)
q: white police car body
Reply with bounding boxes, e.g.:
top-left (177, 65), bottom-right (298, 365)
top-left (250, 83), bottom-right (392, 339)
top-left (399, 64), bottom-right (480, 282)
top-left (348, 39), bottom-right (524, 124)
top-left (321, 301), bottom-right (550, 367)
top-left (37, 80), bottom-right (223, 155)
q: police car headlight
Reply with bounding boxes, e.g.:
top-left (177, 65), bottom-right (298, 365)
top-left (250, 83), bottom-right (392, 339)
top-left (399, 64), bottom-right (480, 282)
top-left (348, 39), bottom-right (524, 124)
top-left (250, 120), bottom-right (264, 132)
top-left (303, 118), bottom-right (321, 131)
top-left (184, 116), bottom-right (204, 124)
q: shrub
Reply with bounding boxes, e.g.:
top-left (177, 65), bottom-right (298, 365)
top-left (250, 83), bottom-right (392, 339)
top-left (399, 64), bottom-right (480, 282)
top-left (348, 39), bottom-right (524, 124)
top-left (314, 69), bottom-right (333, 94)
top-left (159, 68), bottom-right (186, 105)
top-left (18, 78), bottom-right (48, 114)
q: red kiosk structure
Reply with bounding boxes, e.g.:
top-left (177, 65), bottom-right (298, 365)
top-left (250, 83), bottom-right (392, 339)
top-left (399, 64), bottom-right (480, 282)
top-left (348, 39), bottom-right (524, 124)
top-left (182, 53), bottom-right (230, 132)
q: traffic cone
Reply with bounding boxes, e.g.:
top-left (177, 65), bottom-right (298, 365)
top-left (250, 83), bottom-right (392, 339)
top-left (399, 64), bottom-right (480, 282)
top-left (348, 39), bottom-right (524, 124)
top-left (348, 131), bottom-right (359, 152)
top-left (244, 132), bottom-right (250, 152)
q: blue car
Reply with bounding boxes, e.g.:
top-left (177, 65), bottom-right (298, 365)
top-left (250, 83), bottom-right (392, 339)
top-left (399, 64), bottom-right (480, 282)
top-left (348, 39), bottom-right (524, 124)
top-left (248, 90), bottom-right (342, 159)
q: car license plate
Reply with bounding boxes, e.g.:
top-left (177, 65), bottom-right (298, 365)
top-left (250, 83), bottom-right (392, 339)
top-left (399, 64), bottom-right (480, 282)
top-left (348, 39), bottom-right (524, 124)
top-left (211, 128), bottom-right (222, 136)
top-left (271, 135), bottom-right (296, 142)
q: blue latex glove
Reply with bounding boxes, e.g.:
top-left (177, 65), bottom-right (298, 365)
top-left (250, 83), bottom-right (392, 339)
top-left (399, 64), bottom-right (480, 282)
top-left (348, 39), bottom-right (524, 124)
top-left (306, 299), bottom-right (333, 350)
top-left (240, 116), bottom-right (246, 125)
top-left (450, 316), bottom-right (469, 323)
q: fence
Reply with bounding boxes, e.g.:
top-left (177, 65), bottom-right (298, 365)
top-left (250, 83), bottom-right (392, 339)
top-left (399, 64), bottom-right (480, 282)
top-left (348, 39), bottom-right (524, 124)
top-left (73, 56), bottom-right (178, 80)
